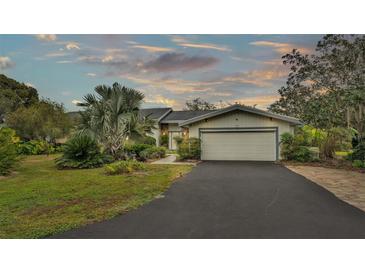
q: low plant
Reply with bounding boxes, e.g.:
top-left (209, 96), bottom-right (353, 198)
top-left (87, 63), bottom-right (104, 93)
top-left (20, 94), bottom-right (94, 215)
top-left (352, 160), bottom-right (365, 168)
top-left (0, 128), bottom-right (20, 175)
top-left (55, 133), bottom-right (112, 169)
top-left (140, 146), bottom-right (166, 160)
top-left (177, 137), bottom-right (201, 160)
top-left (17, 140), bottom-right (55, 155)
top-left (160, 135), bottom-right (168, 147)
top-left (124, 143), bottom-right (152, 158)
top-left (141, 136), bottom-right (156, 145)
top-left (173, 136), bottom-right (184, 145)
top-left (350, 142), bottom-right (365, 161)
top-left (280, 132), bottom-right (316, 162)
top-left (104, 160), bottom-right (146, 175)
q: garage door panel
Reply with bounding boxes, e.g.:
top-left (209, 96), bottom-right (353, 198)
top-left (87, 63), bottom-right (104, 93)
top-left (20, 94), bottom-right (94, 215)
top-left (201, 131), bottom-right (276, 161)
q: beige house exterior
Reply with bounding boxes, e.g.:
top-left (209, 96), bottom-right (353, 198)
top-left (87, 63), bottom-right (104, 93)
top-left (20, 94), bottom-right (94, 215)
top-left (142, 104), bottom-right (301, 161)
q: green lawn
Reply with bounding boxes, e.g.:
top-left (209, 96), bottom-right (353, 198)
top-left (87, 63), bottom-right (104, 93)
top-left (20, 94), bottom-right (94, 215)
top-left (0, 155), bottom-right (192, 238)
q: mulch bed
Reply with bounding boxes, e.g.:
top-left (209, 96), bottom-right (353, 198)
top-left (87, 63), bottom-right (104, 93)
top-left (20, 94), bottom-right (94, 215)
top-left (281, 159), bottom-right (365, 173)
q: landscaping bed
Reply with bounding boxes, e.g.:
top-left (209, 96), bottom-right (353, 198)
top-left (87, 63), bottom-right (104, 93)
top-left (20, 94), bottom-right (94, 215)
top-left (282, 159), bottom-right (365, 173)
top-left (0, 155), bottom-right (192, 238)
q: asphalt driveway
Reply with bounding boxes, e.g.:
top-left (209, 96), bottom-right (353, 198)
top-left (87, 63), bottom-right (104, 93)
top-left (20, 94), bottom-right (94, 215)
top-left (52, 161), bottom-right (365, 238)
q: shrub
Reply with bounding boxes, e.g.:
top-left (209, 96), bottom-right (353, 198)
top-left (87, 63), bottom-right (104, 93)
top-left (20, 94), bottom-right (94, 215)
top-left (292, 146), bottom-right (312, 162)
top-left (352, 160), bottom-right (365, 168)
top-left (280, 132), bottom-right (315, 162)
top-left (173, 136), bottom-right (183, 145)
top-left (0, 128), bottom-right (19, 175)
top-left (141, 136), bottom-right (157, 145)
top-left (351, 142), bottom-right (365, 161)
top-left (17, 140), bottom-right (55, 155)
top-left (124, 143), bottom-right (152, 158)
top-left (104, 160), bottom-right (146, 175)
top-left (177, 137), bottom-right (201, 160)
top-left (140, 146), bottom-right (166, 160)
top-left (160, 135), bottom-right (168, 147)
top-left (55, 134), bottom-right (112, 169)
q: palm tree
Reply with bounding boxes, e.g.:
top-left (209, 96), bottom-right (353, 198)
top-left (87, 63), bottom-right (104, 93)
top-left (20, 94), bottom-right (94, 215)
top-left (78, 83), bottom-right (156, 158)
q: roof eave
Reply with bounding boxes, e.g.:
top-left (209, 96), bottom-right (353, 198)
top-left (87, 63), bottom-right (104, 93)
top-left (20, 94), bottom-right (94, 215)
top-left (156, 108), bottom-right (173, 123)
top-left (179, 105), bottom-right (302, 126)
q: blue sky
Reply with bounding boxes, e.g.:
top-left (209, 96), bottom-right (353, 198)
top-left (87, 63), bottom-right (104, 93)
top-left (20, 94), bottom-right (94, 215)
top-left (0, 34), bottom-right (322, 111)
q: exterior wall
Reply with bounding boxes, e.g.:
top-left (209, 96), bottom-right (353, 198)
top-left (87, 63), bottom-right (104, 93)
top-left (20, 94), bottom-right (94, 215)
top-left (186, 110), bottom-right (293, 159)
top-left (168, 123), bottom-right (182, 132)
top-left (150, 127), bottom-right (160, 146)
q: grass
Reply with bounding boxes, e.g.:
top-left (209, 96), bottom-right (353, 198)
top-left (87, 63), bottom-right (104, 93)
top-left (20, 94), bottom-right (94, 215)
top-left (0, 155), bottom-right (192, 238)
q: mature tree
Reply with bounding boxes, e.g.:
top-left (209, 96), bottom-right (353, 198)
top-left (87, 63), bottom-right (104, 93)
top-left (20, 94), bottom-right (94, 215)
top-left (6, 99), bottom-right (72, 142)
top-left (184, 97), bottom-right (217, 111)
top-left (78, 83), bottom-right (156, 158)
top-left (0, 74), bottom-right (39, 122)
top-left (269, 35), bottom-right (365, 138)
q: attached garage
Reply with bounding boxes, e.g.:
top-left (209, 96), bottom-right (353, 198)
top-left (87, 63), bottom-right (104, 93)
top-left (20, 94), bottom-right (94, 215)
top-left (179, 104), bottom-right (301, 161)
top-left (200, 129), bottom-right (277, 161)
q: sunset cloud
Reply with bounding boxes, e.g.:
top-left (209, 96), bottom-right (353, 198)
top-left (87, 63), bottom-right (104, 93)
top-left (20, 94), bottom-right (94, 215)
top-left (35, 34), bottom-right (57, 42)
top-left (65, 42), bottom-right (80, 50)
top-left (71, 99), bottom-right (82, 105)
top-left (178, 42), bottom-right (231, 52)
top-left (144, 52), bottom-right (218, 72)
top-left (236, 94), bottom-right (279, 109)
top-left (250, 40), bottom-right (310, 55)
top-left (221, 68), bottom-right (287, 87)
top-left (132, 44), bottom-right (173, 52)
top-left (56, 60), bottom-right (73, 64)
top-left (0, 56), bottom-right (14, 70)
top-left (172, 36), bottom-right (231, 52)
top-left (145, 95), bottom-right (179, 108)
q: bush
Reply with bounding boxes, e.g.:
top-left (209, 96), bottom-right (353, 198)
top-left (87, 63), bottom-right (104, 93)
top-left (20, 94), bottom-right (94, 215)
top-left (17, 140), bottom-right (55, 155)
top-left (292, 146), bottom-right (312, 162)
top-left (177, 137), bottom-right (201, 160)
top-left (141, 136), bottom-right (157, 145)
top-left (160, 135), bottom-right (168, 147)
top-left (140, 146), bottom-right (166, 160)
top-left (104, 160), bottom-right (146, 175)
top-left (124, 143), bottom-right (152, 158)
top-left (351, 142), bottom-right (365, 161)
top-left (352, 160), bottom-right (365, 168)
top-left (0, 128), bottom-right (19, 175)
top-left (280, 132), bottom-right (315, 162)
top-left (55, 134), bottom-right (112, 169)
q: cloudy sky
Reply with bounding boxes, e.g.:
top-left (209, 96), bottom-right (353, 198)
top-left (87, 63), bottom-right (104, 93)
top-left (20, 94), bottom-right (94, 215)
top-left (0, 34), bottom-right (322, 111)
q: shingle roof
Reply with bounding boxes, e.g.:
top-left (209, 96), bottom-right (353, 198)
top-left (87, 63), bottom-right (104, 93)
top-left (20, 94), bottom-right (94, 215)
top-left (139, 108), bottom-right (171, 120)
top-left (160, 110), bottom-right (216, 123)
top-left (179, 104), bottom-right (302, 126)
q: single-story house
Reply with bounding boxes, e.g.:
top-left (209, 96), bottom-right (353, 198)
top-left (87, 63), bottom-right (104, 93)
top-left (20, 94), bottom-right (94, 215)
top-left (140, 104), bottom-right (301, 161)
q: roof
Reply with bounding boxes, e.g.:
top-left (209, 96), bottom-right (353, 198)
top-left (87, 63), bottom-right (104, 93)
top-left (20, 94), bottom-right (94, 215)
top-left (160, 110), bottom-right (216, 123)
top-left (139, 108), bottom-right (172, 121)
top-left (179, 104), bottom-right (302, 126)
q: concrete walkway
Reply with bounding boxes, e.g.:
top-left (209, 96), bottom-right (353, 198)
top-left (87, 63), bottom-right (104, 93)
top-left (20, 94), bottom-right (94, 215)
top-left (151, 154), bottom-right (196, 165)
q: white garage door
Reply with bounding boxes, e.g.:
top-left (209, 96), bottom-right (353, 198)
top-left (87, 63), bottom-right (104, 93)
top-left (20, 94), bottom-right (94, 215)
top-left (201, 131), bottom-right (277, 161)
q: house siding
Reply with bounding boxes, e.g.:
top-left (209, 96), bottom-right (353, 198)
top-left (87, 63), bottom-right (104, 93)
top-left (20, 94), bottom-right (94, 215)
top-left (186, 110), bottom-right (293, 159)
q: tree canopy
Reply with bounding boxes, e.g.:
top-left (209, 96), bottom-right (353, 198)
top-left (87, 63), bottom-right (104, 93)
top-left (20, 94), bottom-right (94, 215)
top-left (6, 99), bottom-right (72, 142)
top-left (269, 34), bottom-right (365, 139)
top-left (0, 74), bottom-right (39, 122)
top-left (184, 97), bottom-right (217, 111)
top-left (78, 83), bottom-right (156, 158)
